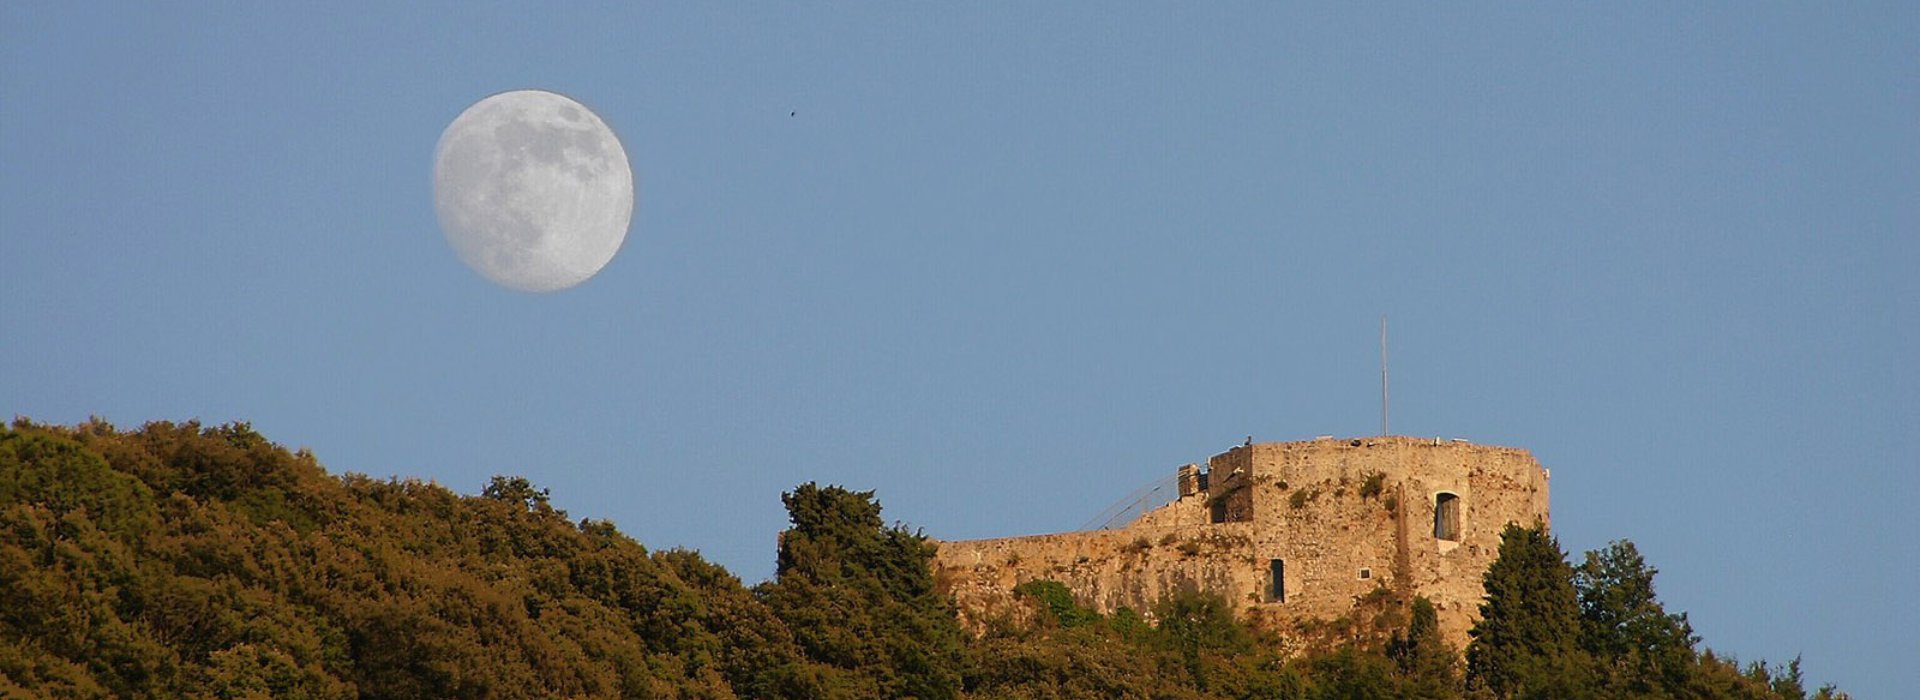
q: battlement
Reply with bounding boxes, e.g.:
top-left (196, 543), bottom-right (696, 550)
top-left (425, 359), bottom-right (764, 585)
top-left (933, 436), bottom-right (1551, 650)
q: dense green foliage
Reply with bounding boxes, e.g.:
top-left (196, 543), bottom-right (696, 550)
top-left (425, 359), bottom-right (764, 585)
top-left (0, 420), bottom-right (1843, 698)
top-left (0, 419), bottom-right (814, 698)
top-left (1467, 522), bottom-right (1594, 697)
top-left (758, 483), bottom-right (966, 698)
top-left (1467, 523), bottom-right (1847, 700)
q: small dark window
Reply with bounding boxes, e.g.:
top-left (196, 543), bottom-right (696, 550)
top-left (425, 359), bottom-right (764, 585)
top-left (1359, 568), bottom-right (1371, 580)
top-left (1210, 498), bottom-right (1228, 524)
top-left (1268, 559), bottom-right (1286, 602)
top-left (1434, 493), bottom-right (1462, 541)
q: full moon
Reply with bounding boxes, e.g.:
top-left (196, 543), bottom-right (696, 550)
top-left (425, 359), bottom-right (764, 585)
top-left (433, 90), bottom-right (634, 292)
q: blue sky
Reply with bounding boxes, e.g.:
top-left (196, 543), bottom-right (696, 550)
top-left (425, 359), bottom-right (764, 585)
top-left (3, 3), bottom-right (1913, 693)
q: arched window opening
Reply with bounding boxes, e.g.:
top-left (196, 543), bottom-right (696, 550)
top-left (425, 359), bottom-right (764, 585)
top-left (1434, 492), bottom-right (1462, 541)
top-left (1267, 559), bottom-right (1286, 602)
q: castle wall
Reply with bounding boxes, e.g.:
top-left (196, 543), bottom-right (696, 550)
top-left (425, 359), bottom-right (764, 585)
top-left (935, 513), bottom-right (1260, 628)
top-left (933, 437), bottom-right (1551, 651)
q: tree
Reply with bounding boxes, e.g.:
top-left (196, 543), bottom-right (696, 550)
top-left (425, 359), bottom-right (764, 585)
top-left (1574, 539), bottom-right (1700, 695)
top-left (1387, 596), bottom-right (1459, 699)
top-left (1152, 587), bottom-right (1250, 691)
top-left (759, 483), bottom-right (965, 699)
top-left (481, 475), bottom-right (552, 511)
top-left (1466, 522), bottom-right (1594, 699)
top-left (1306, 646), bottom-right (1397, 700)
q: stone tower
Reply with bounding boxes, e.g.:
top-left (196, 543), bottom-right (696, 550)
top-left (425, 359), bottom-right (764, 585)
top-left (933, 436), bottom-right (1551, 650)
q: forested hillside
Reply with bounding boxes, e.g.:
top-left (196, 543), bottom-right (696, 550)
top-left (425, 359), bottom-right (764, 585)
top-left (0, 420), bottom-right (1841, 698)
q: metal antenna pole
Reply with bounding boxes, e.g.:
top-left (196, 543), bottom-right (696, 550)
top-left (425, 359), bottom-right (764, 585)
top-left (1380, 316), bottom-right (1389, 437)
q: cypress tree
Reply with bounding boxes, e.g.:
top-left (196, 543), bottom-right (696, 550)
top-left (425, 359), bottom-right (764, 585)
top-left (1388, 596), bottom-right (1459, 699)
top-left (1466, 522), bottom-right (1594, 699)
top-left (759, 483), bottom-right (965, 699)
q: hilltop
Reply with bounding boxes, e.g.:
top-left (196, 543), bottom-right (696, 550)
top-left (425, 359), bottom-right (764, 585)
top-left (0, 419), bottom-right (1841, 698)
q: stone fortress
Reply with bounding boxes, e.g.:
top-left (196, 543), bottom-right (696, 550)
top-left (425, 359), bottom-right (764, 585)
top-left (933, 436), bottom-right (1551, 650)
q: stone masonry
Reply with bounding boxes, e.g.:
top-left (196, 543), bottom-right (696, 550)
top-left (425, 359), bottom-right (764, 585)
top-left (933, 436), bottom-right (1551, 651)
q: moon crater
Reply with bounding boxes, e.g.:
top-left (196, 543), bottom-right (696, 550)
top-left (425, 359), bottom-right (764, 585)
top-left (434, 90), bottom-right (634, 293)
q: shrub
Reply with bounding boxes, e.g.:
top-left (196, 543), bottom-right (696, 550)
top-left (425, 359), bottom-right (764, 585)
top-left (1359, 471), bottom-right (1385, 499)
top-left (1013, 580), bottom-right (1101, 628)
